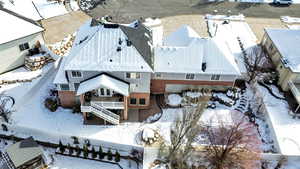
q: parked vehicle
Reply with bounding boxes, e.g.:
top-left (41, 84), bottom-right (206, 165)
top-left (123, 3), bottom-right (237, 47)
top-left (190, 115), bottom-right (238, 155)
top-left (273, 0), bottom-right (293, 5)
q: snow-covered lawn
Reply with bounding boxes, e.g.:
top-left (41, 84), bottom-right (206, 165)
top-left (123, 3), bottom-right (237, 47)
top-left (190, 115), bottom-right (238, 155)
top-left (0, 63), bottom-right (54, 109)
top-left (256, 84), bottom-right (300, 156)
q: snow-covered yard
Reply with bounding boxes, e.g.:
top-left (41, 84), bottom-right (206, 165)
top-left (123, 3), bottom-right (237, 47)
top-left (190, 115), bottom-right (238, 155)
top-left (256, 84), bottom-right (300, 156)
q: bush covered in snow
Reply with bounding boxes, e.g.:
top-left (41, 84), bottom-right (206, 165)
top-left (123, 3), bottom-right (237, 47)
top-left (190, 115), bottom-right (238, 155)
top-left (141, 128), bottom-right (160, 145)
top-left (44, 97), bottom-right (58, 112)
top-left (167, 94), bottom-right (182, 106)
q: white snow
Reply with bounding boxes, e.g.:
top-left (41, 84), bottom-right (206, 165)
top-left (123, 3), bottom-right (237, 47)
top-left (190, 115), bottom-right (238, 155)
top-left (256, 84), bottom-right (300, 156)
top-left (167, 94), bottom-right (182, 106)
top-left (207, 16), bottom-right (258, 74)
top-left (281, 16), bottom-right (300, 24)
top-left (70, 0), bottom-right (80, 11)
top-left (0, 10), bottom-right (44, 44)
top-left (142, 128), bottom-right (155, 141)
top-left (205, 14), bottom-right (245, 21)
top-left (1, 0), bottom-right (42, 21)
top-left (76, 74), bottom-right (129, 96)
top-left (33, 0), bottom-right (68, 19)
top-left (287, 25), bottom-right (300, 30)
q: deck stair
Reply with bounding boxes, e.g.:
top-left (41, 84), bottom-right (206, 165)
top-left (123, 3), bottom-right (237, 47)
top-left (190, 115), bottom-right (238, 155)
top-left (86, 102), bottom-right (120, 125)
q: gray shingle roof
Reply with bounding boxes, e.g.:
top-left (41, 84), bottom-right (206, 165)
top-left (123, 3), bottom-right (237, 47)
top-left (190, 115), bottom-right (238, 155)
top-left (6, 138), bottom-right (43, 168)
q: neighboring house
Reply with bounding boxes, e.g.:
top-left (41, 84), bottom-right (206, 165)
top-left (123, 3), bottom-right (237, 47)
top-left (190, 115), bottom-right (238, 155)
top-left (54, 19), bottom-right (241, 125)
top-left (0, 137), bottom-right (46, 169)
top-left (262, 28), bottom-right (300, 110)
top-left (0, 9), bottom-right (44, 74)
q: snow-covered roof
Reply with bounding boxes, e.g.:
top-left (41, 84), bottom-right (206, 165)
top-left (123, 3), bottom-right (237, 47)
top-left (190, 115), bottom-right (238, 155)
top-left (64, 20), bottom-right (153, 73)
top-left (76, 74), bottom-right (129, 96)
top-left (154, 26), bottom-right (240, 75)
top-left (53, 19), bottom-right (102, 84)
top-left (265, 28), bottom-right (300, 73)
top-left (0, 9), bottom-right (44, 45)
top-left (2, 0), bottom-right (42, 21)
top-left (164, 25), bottom-right (200, 46)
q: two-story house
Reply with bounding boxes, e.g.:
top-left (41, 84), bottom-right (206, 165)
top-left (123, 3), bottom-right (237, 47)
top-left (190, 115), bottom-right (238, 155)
top-left (54, 19), bottom-right (241, 125)
top-left (0, 9), bottom-right (44, 74)
top-left (262, 28), bottom-right (300, 111)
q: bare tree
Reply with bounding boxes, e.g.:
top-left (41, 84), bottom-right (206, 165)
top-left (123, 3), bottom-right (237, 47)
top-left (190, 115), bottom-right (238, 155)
top-left (159, 97), bottom-right (209, 168)
top-left (201, 111), bottom-right (262, 169)
top-left (0, 94), bottom-right (15, 123)
top-left (242, 45), bottom-right (267, 83)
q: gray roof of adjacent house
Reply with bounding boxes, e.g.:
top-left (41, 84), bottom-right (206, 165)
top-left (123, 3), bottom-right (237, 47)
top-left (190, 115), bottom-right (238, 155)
top-left (265, 28), bottom-right (300, 73)
top-left (6, 138), bottom-right (43, 168)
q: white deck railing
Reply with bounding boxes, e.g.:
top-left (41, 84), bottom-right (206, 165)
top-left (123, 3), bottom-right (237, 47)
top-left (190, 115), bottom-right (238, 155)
top-left (288, 80), bottom-right (300, 104)
top-left (90, 101), bottom-right (124, 109)
top-left (81, 102), bottom-right (120, 124)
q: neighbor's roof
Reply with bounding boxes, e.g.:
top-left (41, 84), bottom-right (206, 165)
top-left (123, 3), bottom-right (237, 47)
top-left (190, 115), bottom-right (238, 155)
top-left (0, 9), bottom-right (44, 44)
top-left (265, 28), bottom-right (300, 73)
top-left (77, 74), bottom-right (129, 96)
top-left (64, 20), bottom-right (153, 73)
top-left (164, 25), bottom-right (200, 46)
top-left (154, 25), bottom-right (240, 75)
top-left (2, 0), bottom-right (42, 21)
top-left (6, 137), bottom-right (43, 168)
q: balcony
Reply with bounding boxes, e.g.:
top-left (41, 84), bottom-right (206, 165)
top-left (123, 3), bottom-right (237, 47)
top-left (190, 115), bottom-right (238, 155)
top-left (83, 95), bottom-right (125, 109)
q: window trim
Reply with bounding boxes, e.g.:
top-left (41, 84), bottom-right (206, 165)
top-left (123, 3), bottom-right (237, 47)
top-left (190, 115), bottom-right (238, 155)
top-left (71, 71), bottom-right (82, 78)
top-left (185, 73), bottom-right (195, 80)
top-left (211, 74), bottom-right (221, 81)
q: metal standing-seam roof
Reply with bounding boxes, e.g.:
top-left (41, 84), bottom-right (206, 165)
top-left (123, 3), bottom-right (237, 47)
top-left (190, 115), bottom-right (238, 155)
top-left (154, 25), bottom-right (240, 75)
top-left (64, 21), bottom-right (153, 73)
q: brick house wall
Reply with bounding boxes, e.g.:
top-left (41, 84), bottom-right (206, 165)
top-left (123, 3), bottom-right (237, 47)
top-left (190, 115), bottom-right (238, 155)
top-left (58, 91), bottom-right (76, 108)
top-left (127, 93), bottom-right (150, 109)
top-left (150, 79), bottom-right (234, 94)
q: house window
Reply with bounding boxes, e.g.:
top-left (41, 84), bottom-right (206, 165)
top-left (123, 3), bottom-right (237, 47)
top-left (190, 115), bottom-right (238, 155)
top-left (139, 98), bottom-right (146, 105)
top-left (186, 73), bottom-right (195, 80)
top-left (71, 71), bottom-right (82, 78)
top-left (19, 42), bottom-right (29, 51)
top-left (211, 74), bottom-right (220, 80)
top-left (130, 98), bottom-right (137, 105)
top-left (126, 72), bottom-right (140, 79)
top-left (156, 73), bottom-right (162, 78)
top-left (60, 84), bottom-right (69, 90)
